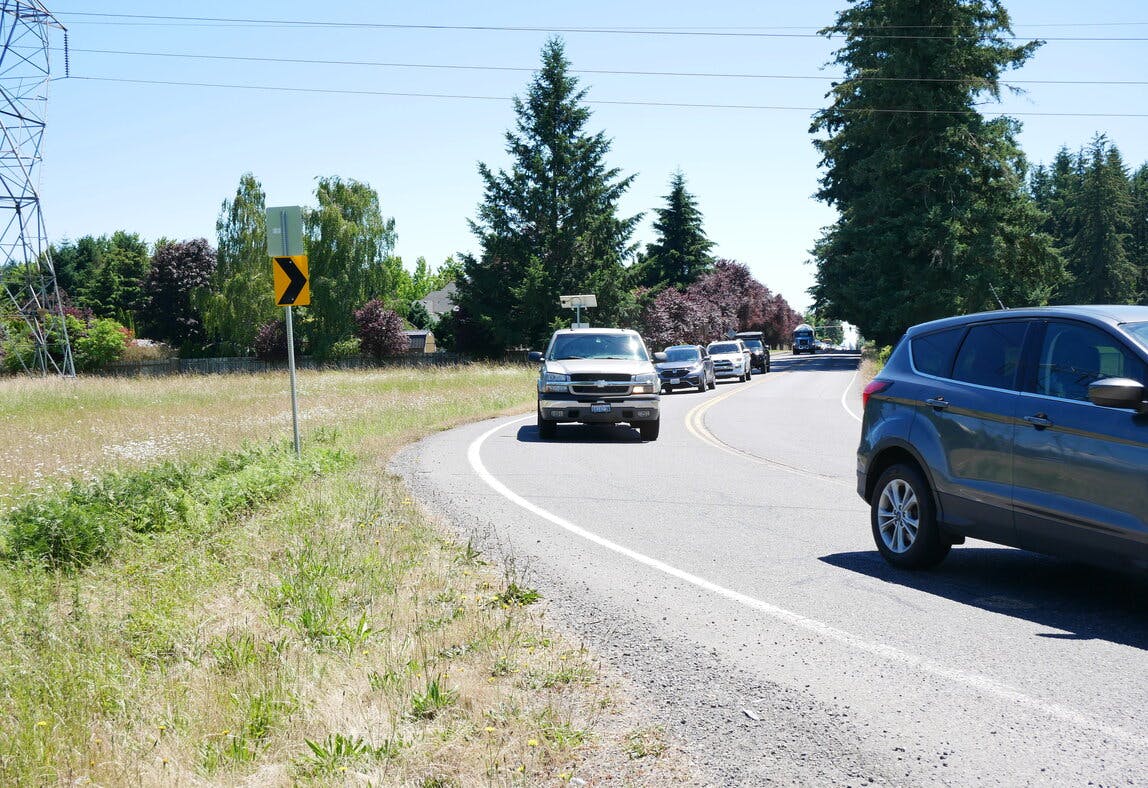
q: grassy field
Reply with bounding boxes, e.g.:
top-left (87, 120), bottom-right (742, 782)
top-left (0, 366), bottom-right (693, 786)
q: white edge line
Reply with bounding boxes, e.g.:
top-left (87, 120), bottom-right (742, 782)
top-left (841, 366), bottom-right (862, 423)
top-left (465, 415), bottom-right (1133, 743)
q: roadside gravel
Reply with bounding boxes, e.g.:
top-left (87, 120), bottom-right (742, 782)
top-left (393, 440), bottom-right (897, 787)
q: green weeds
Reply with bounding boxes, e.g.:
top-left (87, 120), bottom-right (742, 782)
top-left (2, 443), bottom-right (349, 568)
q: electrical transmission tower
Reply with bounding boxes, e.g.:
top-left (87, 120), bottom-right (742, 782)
top-left (0, 1), bottom-right (71, 375)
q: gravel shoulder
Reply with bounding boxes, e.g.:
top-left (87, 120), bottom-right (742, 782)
top-left (392, 430), bottom-right (896, 787)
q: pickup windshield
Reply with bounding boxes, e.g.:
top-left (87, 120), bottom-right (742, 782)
top-left (549, 333), bottom-right (649, 361)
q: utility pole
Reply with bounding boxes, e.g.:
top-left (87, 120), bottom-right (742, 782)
top-left (0, 1), bottom-right (72, 375)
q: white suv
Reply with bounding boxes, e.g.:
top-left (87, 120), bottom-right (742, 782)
top-left (706, 339), bottom-right (752, 382)
top-left (528, 328), bottom-right (663, 441)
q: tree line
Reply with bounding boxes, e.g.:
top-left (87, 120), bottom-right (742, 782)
top-left (0, 36), bottom-right (801, 373)
top-left (809, 0), bottom-right (1148, 346)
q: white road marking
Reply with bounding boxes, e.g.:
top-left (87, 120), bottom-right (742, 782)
top-left (466, 415), bottom-right (1134, 743)
top-left (841, 367), bottom-right (862, 423)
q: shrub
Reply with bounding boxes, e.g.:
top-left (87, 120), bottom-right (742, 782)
top-left (329, 337), bottom-right (362, 359)
top-left (74, 317), bottom-right (128, 371)
top-left (254, 319), bottom-right (301, 362)
top-left (353, 300), bottom-right (408, 360)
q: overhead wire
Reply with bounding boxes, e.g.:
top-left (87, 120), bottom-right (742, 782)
top-left (49, 12), bottom-right (1148, 41)
top-left (60, 47), bottom-right (1148, 87)
top-left (64, 75), bottom-right (1148, 118)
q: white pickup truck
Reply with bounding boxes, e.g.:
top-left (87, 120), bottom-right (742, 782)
top-left (527, 328), bottom-right (664, 441)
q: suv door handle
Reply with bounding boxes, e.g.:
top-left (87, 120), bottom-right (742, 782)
top-left (1024, 413), bottom-right (1053, 429)
top-left (925, 397), bottom-right (949, 410)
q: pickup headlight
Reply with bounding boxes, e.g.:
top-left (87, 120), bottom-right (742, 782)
top-left (632, 372), bottom-right (658, 394)
top-left (541, 371), bottom-right (570, 393)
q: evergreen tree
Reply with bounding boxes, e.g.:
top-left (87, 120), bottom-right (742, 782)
top-left (636, 171), bottom-right (714, 289)
top-left (809, 0), bottom-right (1063, 344)
top-left (1030, 147), bottom-right (1080, 254)
top-left (1057, 137), bottom-right (1137, 304)
top-left (1129, 164), bottom-right (1148, 300)
top-left (76, 231), bottom-right (150, 327)
top-left (50, 235), bottom-right (108, 303)
top-left (304, 176), bottom-right (399, 357)
top-left (456, 37), bottom-right (640, 355)
top-left (203, 173), bottom-right (277, 355)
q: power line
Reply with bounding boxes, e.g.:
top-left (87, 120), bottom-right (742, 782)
top-left (49, 12), bottom-right (1148, 41)
top-left (62, 47), bottom-right (1148, 87)
top-left (65, 75), bottom-right (1148, 118)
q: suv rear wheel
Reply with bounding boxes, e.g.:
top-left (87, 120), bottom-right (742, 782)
top-left (871, 463), bottom-right (950, 569)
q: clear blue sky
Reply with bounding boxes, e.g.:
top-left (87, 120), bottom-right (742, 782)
top-left (39, 1), bottom-right (1148, 314)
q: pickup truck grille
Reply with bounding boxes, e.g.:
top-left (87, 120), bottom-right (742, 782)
top-left (570, 373), bottom-right (631, 382)
top-left (570, 383), bottom-right (630, 396)
top-left (714, 360), bottom-right (735, 370)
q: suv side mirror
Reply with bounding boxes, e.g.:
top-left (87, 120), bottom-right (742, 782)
top-left (526, 351), bottom-right (543, 363)
top-left (1088, 377), bottom-right (1147, 412)
top-left (653, 352), bottom-right (667, 363)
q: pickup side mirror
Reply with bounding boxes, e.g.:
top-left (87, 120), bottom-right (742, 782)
top-left (653, 352), bottom-right (667, 363)
top-left (526, 351), bottom-right (543, 363)
top-left (1087, 377), bottom-right (1147, 412)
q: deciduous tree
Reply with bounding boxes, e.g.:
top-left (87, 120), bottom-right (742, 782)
top-left (203, 173), bottom-right (278, 355)
top-left (304, 176), bottom-right (399, 357)
top-left (140, 238), bottom-right (217, 349)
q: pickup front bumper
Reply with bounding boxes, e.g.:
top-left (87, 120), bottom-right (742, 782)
top-left (538, 393), bottom-right (659, 424)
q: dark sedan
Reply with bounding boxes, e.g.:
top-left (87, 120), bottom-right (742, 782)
top-left (656, 344), bottom-right (715, 393)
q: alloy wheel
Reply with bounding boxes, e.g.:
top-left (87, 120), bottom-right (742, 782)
top-left (876, 478), bottom-right (919, 554)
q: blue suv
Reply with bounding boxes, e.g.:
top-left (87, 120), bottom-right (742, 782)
top-left (858, 306), bottom-right (1148, 571)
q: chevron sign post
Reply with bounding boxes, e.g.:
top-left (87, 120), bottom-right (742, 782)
top-left (266, 206), bottom-right (307, 457)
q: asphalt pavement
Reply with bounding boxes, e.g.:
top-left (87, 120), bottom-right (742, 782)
top-left (393, 351), bottom-right (1148, 785)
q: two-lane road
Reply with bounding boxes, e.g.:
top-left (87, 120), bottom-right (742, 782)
top-left (394, 352), bottom-right (1148, 785)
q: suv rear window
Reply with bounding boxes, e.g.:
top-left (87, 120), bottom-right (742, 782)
top-left (951, 321), bottom-right (1027, 390)
top-left (910, 327), bottom-right (965, 378)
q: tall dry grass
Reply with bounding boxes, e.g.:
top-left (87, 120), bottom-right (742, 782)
top-left (0, 366), bottom-right (696, 785)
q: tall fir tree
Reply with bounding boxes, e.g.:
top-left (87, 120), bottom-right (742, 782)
top-left (76, 231), bottom-right (150, 328)
top-left (809, 0), bottom-right (1063, 344)
top-left (1056, 137), bottom-right (1137, 304)
top-left (635, 170), bottom-right (714, 290)
top-left (203, 173), bottom-right (277, 355)
top-left (1128, 163), bottom-right (1148, 301)
top-left (456, 37), bottom-right (640, 355)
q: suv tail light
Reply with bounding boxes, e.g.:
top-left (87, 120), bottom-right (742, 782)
top-left (862, 379), bottom-right (891, 409)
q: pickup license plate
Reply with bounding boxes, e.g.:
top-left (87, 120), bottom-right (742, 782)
top-left (590, 404), bottom-right (611, 414)
top-left (670, 378), bottom-right (680, 385)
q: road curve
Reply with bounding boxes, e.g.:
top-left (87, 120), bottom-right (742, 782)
top-left (393, 352), bottom-right (1148, 785)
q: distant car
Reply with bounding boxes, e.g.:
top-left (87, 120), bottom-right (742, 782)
top-left (706, 339), bottom-right (751, 383)
top-left (735, 331), bottom-right (771, 373)
top-left (657, 344), bottom-right (714, 393)
top-left (858, 305), bottom-right (1148, 572)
